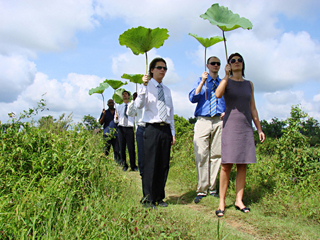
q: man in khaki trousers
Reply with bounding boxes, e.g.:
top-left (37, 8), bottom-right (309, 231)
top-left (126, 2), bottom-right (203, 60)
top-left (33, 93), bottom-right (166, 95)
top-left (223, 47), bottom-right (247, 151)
top-left (188, 56), bottom-right (226, 203)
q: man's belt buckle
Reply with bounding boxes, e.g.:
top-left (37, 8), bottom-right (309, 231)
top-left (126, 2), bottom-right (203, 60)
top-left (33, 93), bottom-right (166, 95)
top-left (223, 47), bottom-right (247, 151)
top-left (160, 122), bottom-right (168, 126)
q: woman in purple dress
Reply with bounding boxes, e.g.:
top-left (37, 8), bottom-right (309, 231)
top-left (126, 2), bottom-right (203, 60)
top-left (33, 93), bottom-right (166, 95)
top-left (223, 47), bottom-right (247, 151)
top-left (215, 53), bottom-right (265, 217)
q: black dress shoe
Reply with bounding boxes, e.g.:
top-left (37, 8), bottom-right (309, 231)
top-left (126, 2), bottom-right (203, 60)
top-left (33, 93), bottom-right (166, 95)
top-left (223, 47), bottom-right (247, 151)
top-left (143, 202), bottom-right (157, 209)
top-left (194, 195), bottom-right (205, 203)
top-left (131, 167), bottom-right (138, 172)
top-left (158, 201), bottom-right (168, 207)
top-left (122, 166), bottom-right (128, 171)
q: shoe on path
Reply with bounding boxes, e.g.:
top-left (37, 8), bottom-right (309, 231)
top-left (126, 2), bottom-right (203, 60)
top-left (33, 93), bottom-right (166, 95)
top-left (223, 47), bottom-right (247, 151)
top-left (194, 195), bottom-right (205, 204)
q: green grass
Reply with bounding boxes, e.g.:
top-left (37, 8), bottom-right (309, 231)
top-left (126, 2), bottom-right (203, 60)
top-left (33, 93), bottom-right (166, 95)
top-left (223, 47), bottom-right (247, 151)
top-left (1, 111), bottom-right (319, 239)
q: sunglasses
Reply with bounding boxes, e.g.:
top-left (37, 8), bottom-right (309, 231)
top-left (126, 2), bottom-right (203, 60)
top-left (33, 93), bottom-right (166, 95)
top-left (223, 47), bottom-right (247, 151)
top-left (154, 66), bottom-right (168, 71)
top-left (230, 58), bottom-right (243, 64)
top-left (209, 62), bottom-right (221, 66)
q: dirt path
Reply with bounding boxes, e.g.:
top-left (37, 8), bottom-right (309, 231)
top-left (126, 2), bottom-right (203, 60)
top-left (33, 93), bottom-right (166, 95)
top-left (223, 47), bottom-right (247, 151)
top-left (164, 187), bottom-right (263, 239)
top-left (126, 171), bottom-right (264, 239)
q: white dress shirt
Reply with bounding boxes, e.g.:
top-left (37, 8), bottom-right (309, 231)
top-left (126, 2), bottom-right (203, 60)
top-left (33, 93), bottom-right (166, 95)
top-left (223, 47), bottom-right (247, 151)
top-left (114, 102), bottom-right (135, 127)
top-left (135, 78), bottom-right (175, 136)
top-left (127, 100), bottom-right (146, 128)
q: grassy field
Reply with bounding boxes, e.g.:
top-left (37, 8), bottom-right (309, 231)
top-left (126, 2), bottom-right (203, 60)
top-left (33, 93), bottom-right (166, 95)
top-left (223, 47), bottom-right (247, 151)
top-left (1, 108), bottom-right (319, 239)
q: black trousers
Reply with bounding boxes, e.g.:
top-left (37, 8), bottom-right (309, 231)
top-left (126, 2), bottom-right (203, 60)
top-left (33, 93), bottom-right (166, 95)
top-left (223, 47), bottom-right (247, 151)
top-left (103, 135), bottom-right (120, 162)
top-left (142, 123), bottom-right (172, 203)
top-left (118, 126), bottom-right (136, 169)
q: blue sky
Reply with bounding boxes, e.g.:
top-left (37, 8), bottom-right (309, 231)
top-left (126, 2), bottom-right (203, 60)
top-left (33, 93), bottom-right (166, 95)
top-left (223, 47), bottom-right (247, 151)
top-left (1, 0), bottom-right (320, 125)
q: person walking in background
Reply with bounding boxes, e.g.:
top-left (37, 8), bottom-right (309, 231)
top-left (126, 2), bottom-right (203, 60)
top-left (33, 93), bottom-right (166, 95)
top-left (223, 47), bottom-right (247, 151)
top-left (127, 92), bottom-right (145, 178)
top-left (215, 53), bottom-right (265, 217)
top-left (189, 56), bottom-right (226, 204)
top-left (114, 90), bottom-right (138, 172)
top-left (99, 99), bottom-right (120, 162)
top-left (135, 57), bottom-right (175, 209)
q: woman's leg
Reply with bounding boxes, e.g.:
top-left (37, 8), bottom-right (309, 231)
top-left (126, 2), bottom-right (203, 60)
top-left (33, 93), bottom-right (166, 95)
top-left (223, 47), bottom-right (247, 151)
top-left (235, 164), bottom-right (247, 209)
top-left (218, 164), bottom-right (233, 211)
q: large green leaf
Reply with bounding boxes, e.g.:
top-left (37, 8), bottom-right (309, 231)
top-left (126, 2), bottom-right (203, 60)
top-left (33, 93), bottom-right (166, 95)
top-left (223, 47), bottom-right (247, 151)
top-left (104, 79), bottom-right (127, 90)
top-left (119, 26), bottom-right (169, 55)
top-left (112, 88), bottom-right (132, 105)
top-left (188, 34), bottom-right (224, 48)
top-left (88, 82), bottom-right (109, 95)
top-left (200, 3), bottom-right (253, 32)
top-left (121, 73), bottom-right (143, 84)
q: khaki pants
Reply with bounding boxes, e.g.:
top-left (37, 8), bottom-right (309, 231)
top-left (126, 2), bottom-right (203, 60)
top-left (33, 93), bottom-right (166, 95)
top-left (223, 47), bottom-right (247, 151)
top-left (194, 116), bottom-right (222, 195)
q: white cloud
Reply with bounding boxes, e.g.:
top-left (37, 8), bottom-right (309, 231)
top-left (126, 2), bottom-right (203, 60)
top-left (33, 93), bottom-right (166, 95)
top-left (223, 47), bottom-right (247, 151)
top-left (1, 0), bottom-right (320, 124)
top-left (111, 49), bottom-right (181, 85)
top-left (0, 54), bottom-right (36, 102)
top-left (171, 89), bottom-right (194, 119)
top-left (259, 90), bottom-right (320, 121)
top-left (0, 72), bottom-right (105, 123)
top-left (191, 30), bottom-right (320, 93)
top-left (0, 0), bottom-right (98, 56)
top-left (314, 94), bottom-right (320, 102)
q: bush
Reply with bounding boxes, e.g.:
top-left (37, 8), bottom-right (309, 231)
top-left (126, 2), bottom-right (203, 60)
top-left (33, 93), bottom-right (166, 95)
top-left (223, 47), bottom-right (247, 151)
top-left (0, 101), bottom-right (127, 238)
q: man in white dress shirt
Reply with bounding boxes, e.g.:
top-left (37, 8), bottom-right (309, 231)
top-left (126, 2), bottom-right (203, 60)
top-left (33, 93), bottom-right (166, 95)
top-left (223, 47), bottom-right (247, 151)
top-left (127, 92), bottom-right (145, 178)
top-left (114, 90), bottom-right (137, 172)
top-left (135, 57), bottom-right (175, 208)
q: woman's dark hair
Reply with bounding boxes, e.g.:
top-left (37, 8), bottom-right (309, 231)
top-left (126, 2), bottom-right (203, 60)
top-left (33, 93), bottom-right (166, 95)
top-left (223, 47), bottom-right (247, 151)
top-left (228, 52), bottom-right (245, 77)
top-left (149, 57), bottom-right (167, 78)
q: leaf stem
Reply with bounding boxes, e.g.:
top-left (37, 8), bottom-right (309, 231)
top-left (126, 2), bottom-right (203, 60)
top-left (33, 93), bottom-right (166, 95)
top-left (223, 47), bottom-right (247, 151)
top-left (102, 93), bottom-right (105, 110)
top-left (222, 30), bottom-right (228, 62)
top-left (204, 47), bottom-right (207, 100)
top-left (145, 52), bottom-right (148, 74)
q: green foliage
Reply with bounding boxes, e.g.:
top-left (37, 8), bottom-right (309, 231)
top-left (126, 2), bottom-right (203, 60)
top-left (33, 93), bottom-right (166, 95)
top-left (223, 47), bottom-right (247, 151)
top-left (82, 114), bottom-right (100, 131)
top-left (301, 117), bottom-right (320, 146)
top-left (261, 117), bottom-right (286, 139)
top-left (8, 97), bottom-right (48, 124)
top-left (119, 26), bottom-right (169, 55)
top-left (200, 3), bottom-right (253, 32)
top-left (188, 34), bottom-right (224, 48)
top-left (88, 82), bottom-right (109, 109)
top-left (88, 82), bottom-right (109, 95)
top-left (121, 73), bottom-right (143, 84)
top-left (200, 3), bottom-right (253, 61)
top-left (104, 79), bottom-right (127, 90)
top-left (38, 113), bottom-right (73, 131)
top-left (112, 88), bottom-right (131, 104)
top-left (174, 114), bottom-right (194, 138)
top-left (188, 117), bottom-right (197, 125)
top-left (1, 101), bottom-right (319, 238)
top-left (251, 105), bottom-right (320, 221)
top-left (188, 33), bottom-right (225, 71)
top-left (119, 26), bottom-right (169, 73)
top-left (0, 101), bottom-right (127, 238)
top-left (170, 115), bottom-right (196, 190)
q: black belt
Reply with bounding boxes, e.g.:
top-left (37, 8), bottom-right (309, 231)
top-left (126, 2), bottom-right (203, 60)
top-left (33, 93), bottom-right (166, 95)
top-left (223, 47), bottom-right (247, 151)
top-left (146, 122), bottom-right (170, 127)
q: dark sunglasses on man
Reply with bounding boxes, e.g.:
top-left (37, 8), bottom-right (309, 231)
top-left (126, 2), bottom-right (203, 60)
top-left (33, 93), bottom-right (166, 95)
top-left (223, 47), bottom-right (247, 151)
top-left (209, 62), bottom-right (221, 66)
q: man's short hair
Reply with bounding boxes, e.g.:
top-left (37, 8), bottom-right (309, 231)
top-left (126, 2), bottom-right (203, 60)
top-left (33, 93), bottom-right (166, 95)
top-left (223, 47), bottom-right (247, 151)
top-left (207, 56), bottom-right (220, 64)
top-left (122, 90), bottom-right (130, 96)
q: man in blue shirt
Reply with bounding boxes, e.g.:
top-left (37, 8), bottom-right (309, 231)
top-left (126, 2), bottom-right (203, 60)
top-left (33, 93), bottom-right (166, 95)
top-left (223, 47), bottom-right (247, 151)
top-left (99, 99), bottom-right (120, 163)
top-left (189, 56), bottom-right (226, 203)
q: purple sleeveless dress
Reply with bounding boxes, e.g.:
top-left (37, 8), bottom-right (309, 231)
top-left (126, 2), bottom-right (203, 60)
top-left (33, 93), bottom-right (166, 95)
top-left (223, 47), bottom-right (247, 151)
top-left (221, 79), bottom-right (256, 164)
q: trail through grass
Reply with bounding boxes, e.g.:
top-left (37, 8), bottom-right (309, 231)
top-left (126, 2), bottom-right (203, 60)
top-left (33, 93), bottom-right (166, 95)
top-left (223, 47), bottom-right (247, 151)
top-left (123, 167), bottom-right (320, 240)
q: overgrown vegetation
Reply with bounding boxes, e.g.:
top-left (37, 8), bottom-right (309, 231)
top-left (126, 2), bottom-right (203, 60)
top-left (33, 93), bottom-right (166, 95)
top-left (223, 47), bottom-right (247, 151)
top-left (0, 102), bottom-right (319, 239)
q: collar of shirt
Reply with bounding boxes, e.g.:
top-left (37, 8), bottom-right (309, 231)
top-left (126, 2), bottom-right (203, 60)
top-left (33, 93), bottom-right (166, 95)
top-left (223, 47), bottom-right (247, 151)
top-left (150, 78), bottom-right (163, 88)
top-left (208, 75), bottom-right (220, 84)
top-left (191, 74), bottom-right (226, 117)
